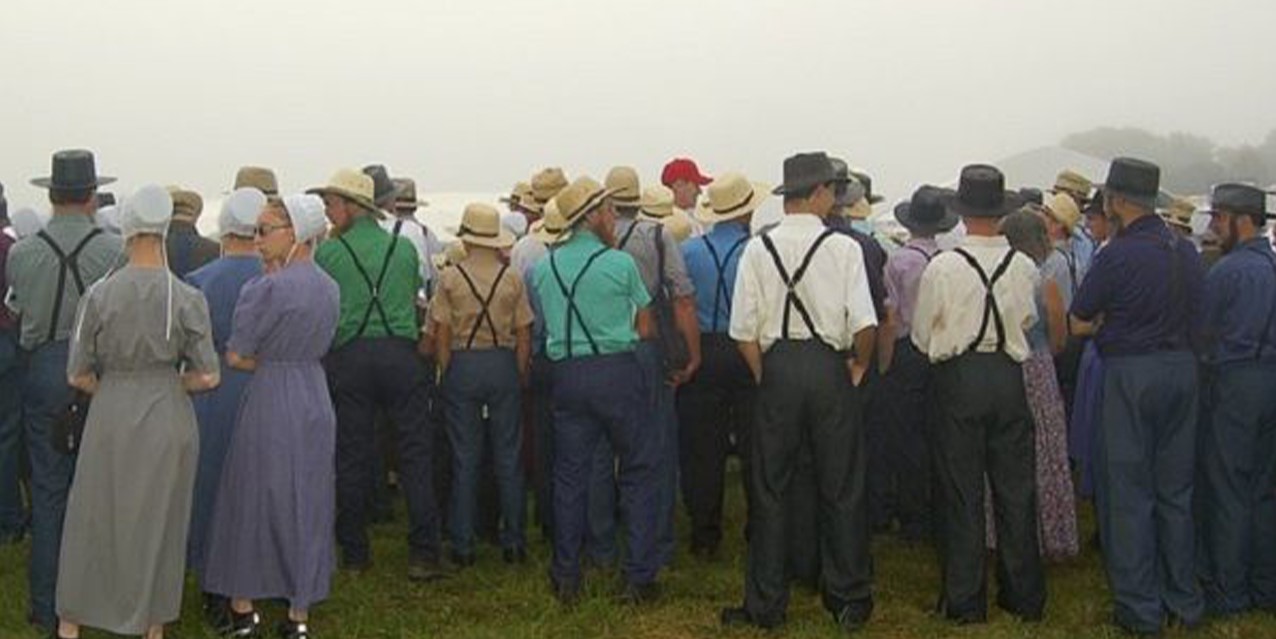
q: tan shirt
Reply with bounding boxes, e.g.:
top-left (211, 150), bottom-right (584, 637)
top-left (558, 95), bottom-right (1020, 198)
top-left (430, 249), bottom-right (533, 350)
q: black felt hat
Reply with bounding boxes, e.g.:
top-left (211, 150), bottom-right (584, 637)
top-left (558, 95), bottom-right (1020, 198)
top-left (1210, 182), bottom-right (1269, 219)
top-left (772, 152), bottom-right (848, 196)
top-left (1103, 157), bottom-right (1160, 209)
top-left (895, 185), bottom-right (959, 234)
top-left (361, 164), bottom-right (404, 208)
top-left (31, 149), bottom-right (116, 191)
top-left (946, 164), bottom-right (1023, 218)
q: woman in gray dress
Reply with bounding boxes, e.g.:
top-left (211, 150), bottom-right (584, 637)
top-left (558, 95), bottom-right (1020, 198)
top-left (56, 185), bottom-right (220, 639)
top-left (203, 194), bottom-right (339, 639)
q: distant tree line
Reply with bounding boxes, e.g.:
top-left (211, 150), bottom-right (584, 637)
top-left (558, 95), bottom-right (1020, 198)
top-left (1061, 127), bottom-right (1276, 195)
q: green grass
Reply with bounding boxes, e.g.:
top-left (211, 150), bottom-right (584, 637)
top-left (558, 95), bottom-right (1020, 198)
top-left (2, 469), bottom-right (1274, 638)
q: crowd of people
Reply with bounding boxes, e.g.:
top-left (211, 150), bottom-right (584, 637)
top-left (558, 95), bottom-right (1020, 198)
top-left (0, 148), bottom-right (1273, 639)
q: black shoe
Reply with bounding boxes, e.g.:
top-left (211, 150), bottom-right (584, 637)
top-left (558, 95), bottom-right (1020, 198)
top-left (450, 550), bottom-right (476, 568)
top-left (220, 609), bottom-right (262, 638)
top-left (835, 603), bottom-right (873, 632)
top-left (503, 547), bottom-right (527, 564)
top-left (407, 556), bottom-right (453, 582)
top-left (552, 580), bottom-right (582, 607)
top-left (276, 619), bottom-right (311, 639)
top-left (720, 606), bottom-right (783, 630)
top-left (616, 581), bottom-right (660, 606)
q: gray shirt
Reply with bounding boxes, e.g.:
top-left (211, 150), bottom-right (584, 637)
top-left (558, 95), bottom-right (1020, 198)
top-left (5, 213), bottom-right (124, 349)
top-left (614, 217), bottom-right (694, 300)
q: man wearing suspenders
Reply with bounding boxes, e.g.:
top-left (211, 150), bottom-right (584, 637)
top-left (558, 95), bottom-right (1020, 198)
top-left (431, 203), bottom-right (534, 567)
top-left (530, 176), bottom-right (658, 606)
top-left (721, 152), bottom-right (877, 632)
top-left (912, 164), bottom-right (1044, 624)
top-left (312, 169), bottom-right (445, 581)
top-left (677, 173), bottom-right (766, 559)
top-left (592, 166), bottom-right (698, 569)
top-left (4, 150), bottom-right (123, 633)
top-left (1197, 183), bottom-right (1276, 618)
top-left (1070, 158), bottom-right (1206, 635)
top-left (877, 185), bottom-right (957, 543)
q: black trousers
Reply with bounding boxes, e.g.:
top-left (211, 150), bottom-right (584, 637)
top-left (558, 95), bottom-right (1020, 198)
top-left (676, 334), bottom-right (755, 551)
top-left (743, 341), bottom-right (871, 623)
top-left (880, 338), bottom-right (934, 540)
top-left (327, 338), bottom-right (441, 564)
top-left (932, 352), bottom-right (1044, 622)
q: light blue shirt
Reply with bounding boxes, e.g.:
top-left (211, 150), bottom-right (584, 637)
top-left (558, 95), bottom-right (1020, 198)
top-left (682, 220), bottom-right (749, 333)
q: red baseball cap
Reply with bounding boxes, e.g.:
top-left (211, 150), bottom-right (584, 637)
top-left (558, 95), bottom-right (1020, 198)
top-left (661, 158), bottom-right (713, 187)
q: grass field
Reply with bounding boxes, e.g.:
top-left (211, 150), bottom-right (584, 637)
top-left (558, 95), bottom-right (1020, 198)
top-left (2, 471), bottom-right (1273, 638)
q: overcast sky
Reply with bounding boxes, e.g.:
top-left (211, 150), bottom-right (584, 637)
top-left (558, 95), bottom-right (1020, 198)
top-left (2, 0), bottom-right (1273, 210)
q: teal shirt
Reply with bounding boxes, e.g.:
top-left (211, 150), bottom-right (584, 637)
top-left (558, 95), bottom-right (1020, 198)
top-left (315, 216), bottom-right (423, 348)
top-left (531, 229), bottom-right (650, 361)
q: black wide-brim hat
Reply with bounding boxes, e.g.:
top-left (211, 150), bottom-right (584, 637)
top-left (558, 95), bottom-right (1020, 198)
top-left (362, 163), bottom-right (404, 208)
top-left (31, 149), bottom-right (116, 190)
top-left (896, 185), bottom-right (959, 234)
top-left (945, 164), bottom-right (1023, 218)
top-left (772, 151), bottom-right (850, 196)
top-left (1104, 157), bottom-right (1160, 209)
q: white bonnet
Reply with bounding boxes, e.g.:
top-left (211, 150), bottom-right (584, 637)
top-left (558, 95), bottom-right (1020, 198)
top-left (219, 187), bottom-right (267, 238)
top-left (120, 185), bottom-right (173, 239)
top-left (282, 193), bottom-right (328, 243)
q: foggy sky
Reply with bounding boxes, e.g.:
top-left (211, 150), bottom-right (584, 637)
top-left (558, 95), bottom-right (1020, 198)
top-left (2, 0), bottom-right (1273, 210)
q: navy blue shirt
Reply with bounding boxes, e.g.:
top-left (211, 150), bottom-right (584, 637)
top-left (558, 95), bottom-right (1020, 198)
top-left (1071, 214), bottom-right (1204, 357)
top-left (827, 217), bottom-right (888, 322)
top-left (682, 221), bottom-right (750, 333)
top-left (1202, 237), bottom-right (1276, 365)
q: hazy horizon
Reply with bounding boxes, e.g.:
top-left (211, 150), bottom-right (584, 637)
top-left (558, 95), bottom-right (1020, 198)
top-left (3, 0), bottom-right (1273, 211)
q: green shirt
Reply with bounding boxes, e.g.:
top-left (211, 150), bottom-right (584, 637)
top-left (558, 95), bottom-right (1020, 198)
top-left (5, 213), bottom-right (124, 350)
top-left (315, 216), bottom-right (423, 349)
top-left (531, 229), bottom-right (650, 361)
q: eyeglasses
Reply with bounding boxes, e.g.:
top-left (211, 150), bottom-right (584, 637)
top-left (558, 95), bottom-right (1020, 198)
top-left (254, 223), bottom-right (292, 237)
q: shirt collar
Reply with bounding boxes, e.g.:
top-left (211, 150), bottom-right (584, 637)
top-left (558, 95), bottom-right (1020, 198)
top-left (961, 234), bottom-right (1009, 249)
top-left (1118, 213), bottom-right (1165, 237)
top-left (708, 220), bottom-right (749, 238)
top-left (778, 213), bottom-right (825, 229)
top-left (1240, 237), bottom-right (1273, 253)
top-left (906, 236), bottom-right (938, 251)
top-left (47, 213), bottom-right (95, 229)
top-left (566, 228), bottom-right (605, 249)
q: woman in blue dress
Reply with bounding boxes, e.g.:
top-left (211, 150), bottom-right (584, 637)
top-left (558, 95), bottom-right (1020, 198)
top-left (184, 188), bottom-right (265, 624)
top-left (203, 194), bottom-right (339, 639)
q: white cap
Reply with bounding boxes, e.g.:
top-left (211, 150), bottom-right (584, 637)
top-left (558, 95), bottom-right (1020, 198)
top-left (10, 207), bottom-right (48, 239)
top-left (282, 193), bottom-right (328, 243)
top-left (120, 185), bottom-right (173, 239)
top-left (219, 187), bottom-right (267, 238)
top-left (95, 205), bottom-right (121, 234)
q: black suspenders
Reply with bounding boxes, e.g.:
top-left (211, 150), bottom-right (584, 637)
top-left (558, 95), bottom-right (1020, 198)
top-left (36, 228), bottom-right (103, 343)
top-left (905, 244), bottom-right (935, 262)
top-left (549, 247), bottom-right (610, 358)
top-left (952, 247), bottom-right (1017, 354)
top-left (759, 228), bottom-right (837, 348)
top-left (338, 221), bottom-right (402, 339)
top-left (455, 264), bottom-right (509, 349)
top-left (701, 234), bottom-right (749, 333)
top-left (616, 220), bottom-right (641, 251)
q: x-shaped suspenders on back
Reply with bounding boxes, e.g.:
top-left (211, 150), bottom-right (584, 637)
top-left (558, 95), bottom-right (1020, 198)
top-left (951, 247), bottom-right (1017, 353)
top-left (759, 228), bottom-right (837, 348)
top-left (36, 228), bottom-right (103, 343)
top-left (454, 264), bottom-right (510, 349)
top-left (701, 235), bottom-right (749, 333)
top-left (338, 220), bottom-right (402, 339)
top-left (549, 247), bottom-right (611, 358)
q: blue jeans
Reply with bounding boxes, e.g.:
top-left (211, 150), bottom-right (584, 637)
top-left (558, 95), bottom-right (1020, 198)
top-left (443, 349), bottom-right (525, 555)
top-left (0, 329), bottom-right (26, 541)
top-left (20, 340), bottom-right (77, 629)
top-left (551, 353), bottom-right (660, 588)
top-left (1097, 352), bottom-right (1204, 632)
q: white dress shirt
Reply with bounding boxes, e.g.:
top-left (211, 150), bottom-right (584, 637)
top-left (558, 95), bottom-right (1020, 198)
top-left (382, 216), bottom-right (443, 294)
top-left (911, 234), bottom-right (1040, 364)
top-left (729, 213), bottom-right (877, 352)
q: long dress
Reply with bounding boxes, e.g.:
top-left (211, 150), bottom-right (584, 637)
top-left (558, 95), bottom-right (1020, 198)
top-left (186, 255), bottom-right (263, 577)
top-left (202, 261), bottom-right (340, 609)
top-left (57, 266), bottom-right (218, 634)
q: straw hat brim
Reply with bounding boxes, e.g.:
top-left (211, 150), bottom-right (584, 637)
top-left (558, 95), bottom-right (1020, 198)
top-left (563, 187), bottom-right (622, 228)
top-left (306, 186), bottom-right (380, 216)
top-left (459, 226), bottom-right (516, 249)
top-left (696, 183), bottom-right (769, 224)
top-left (531, 220), bottom-right (573, 245)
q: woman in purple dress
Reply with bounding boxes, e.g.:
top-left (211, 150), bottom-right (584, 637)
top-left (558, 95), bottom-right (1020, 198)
top-left (202, 194), bottom-right (339, 639)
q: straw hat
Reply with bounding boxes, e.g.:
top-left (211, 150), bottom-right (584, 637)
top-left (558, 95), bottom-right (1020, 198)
top-left (1162, 196), bottom-right (1196, 232)
top-left (556, 176), bottom-right (617, 229)
top-left (167, 186), bottom-right (204, 222)
top-left (501, 181), bottom-right (532, 206)
top-left (1053, 169), bottom-right (1092, 202)
top-left (1042, 192), bottom-right (1082, 233)
top-left (658, 212), bottom-right (694, 243)
top-left (306, 169), bottom-right (379, 213)
top-left (233, 166), bottom-right (279, 196)
top-left (697, 172), bottom-right (769, 224)
top-left (525, 167), bottom-right (569, 213)
top-left (457, 203), bottom-right (516, 249)
top-left (604, 166), bottom-right (642, 208)
top-left (637, 185), bottom-right (675, 219)
top-left (531, 197), bottom-right (573, 245)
